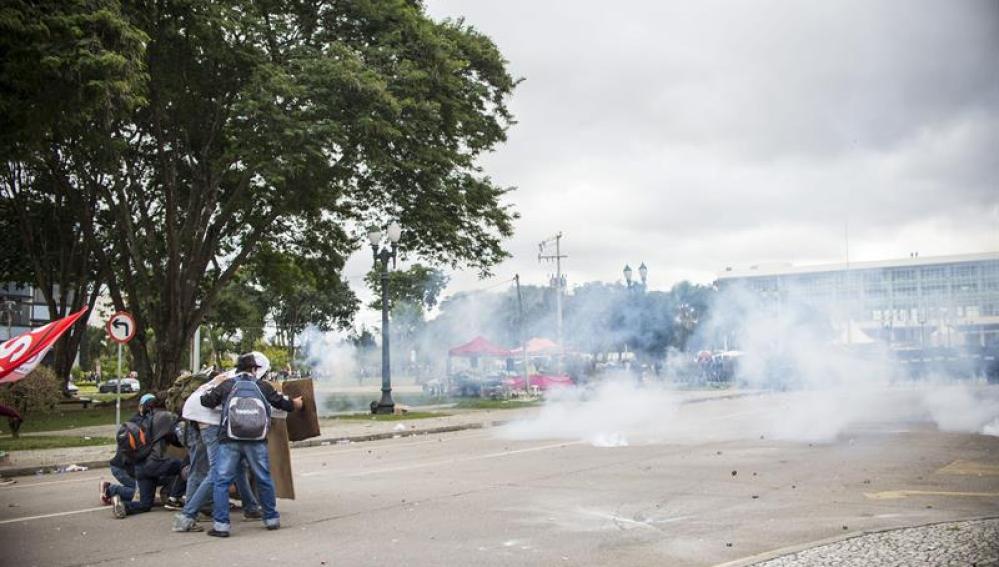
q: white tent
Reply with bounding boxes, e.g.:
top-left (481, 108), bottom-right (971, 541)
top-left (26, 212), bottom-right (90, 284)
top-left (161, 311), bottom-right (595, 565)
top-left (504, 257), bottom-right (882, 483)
top-left (834, 320), bottom-right (876, 345)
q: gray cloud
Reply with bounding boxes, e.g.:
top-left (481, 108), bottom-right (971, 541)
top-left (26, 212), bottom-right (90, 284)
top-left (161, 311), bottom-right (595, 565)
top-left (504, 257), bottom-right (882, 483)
top-left (347, 0), bottom-right (999, 321)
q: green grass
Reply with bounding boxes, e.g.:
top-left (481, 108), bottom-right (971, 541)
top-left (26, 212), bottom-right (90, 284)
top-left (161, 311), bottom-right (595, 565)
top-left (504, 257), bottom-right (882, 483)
top-left (327, 411), bottom-right (446, 422)
top-left (0, 435), bottom-right (114, 451)
top-left (13, 406), bottom-right (122, 434)
top-left (87, 392), bottom-right (138, 403)
top-left (77, 384), bottom-right (139, 403)
top-left (451, 399), bottom-right (543, 410)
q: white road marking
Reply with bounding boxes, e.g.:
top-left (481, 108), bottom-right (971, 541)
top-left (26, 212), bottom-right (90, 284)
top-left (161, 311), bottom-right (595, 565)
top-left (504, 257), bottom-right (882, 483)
top-left (3, 439), bottom-right (584, 524)
top-left (0, 402), bottom-right (770, 526)
top-left (1, 475), bottom-right (100, 490)
top-left (346, 440), bottom-right (588, 477)
top-left (298, 440), bottom-right (588, 479)
top-left (0, 506), bottom-right (106, 525)
top-left (294, 430), bottom-right (491, 461)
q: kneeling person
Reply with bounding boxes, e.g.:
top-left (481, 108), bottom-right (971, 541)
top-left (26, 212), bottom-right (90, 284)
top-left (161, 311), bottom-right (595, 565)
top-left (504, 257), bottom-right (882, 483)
top-left (200, 353), bottom-right (302, 537)
top-left (113, 394), bottom-right (186, 518)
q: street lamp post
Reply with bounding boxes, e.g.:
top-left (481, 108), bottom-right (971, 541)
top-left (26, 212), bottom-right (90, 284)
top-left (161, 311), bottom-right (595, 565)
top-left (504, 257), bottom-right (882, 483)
top-left (623, 263), bottom-right (648, 379)
top-left (369, 221), bottom-right (402, 415)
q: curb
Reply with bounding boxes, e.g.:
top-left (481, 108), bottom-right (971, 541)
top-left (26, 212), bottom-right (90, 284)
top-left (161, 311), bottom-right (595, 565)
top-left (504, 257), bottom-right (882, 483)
top-left (0, 458), bottom-right (112, 479)
top-left (288, 420), bottom-right (511, 448)
top-left (0, 419), bottom-right (510, 479)
top-left (711, 515), bottom-right (999, 567)
top-left (0, 390), bottom-right (758, 479)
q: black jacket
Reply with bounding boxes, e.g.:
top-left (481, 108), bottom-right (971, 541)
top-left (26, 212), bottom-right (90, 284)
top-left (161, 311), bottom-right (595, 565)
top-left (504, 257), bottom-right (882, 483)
top-left (145, 409), bottom-right (183, 463)
top-left (111, 409), bottom-right (182, 469)
top-left (109, 412), bottom-right (145, 472)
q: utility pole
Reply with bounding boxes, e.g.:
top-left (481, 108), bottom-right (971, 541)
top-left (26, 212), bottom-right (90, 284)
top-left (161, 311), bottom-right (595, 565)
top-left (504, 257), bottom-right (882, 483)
top-left (190, 325), bottom-right (201, 372)
top-left (2, 300), bottom-right (16, 340)
top-left (538, 232), bottom-right (567, 374)
top-left (514, 274), bottom-right (530, 395)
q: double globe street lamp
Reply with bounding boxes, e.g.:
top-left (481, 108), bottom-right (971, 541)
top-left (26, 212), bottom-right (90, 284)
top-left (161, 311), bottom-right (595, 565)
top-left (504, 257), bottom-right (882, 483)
top-left (368, 221), bottom-right (402, 414)
top-left (623, 262), bottom-right (648, 291)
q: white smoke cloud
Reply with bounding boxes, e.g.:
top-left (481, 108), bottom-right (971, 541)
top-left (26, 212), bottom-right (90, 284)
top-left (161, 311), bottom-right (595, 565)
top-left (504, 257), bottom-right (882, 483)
top-left (500, 284), bottom-right (999, 445)
top-left (921, 383), bottom-right (999, 434)
top-left (299, 326), bottom-right (359, 386)
top-left (499, 377), bottom-right (681, 447)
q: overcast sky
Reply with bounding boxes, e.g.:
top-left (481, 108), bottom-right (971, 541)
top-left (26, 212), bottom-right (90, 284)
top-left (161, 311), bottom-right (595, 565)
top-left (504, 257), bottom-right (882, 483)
top-left (346, 0), bottom-right (999, 323)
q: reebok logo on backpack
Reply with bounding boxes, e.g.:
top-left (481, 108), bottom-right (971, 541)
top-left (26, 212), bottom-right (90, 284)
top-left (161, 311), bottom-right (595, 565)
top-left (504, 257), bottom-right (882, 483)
top-left (223, 376), bottom-right (270, 440)
top-left (116, 420), bottom-right (153, 462)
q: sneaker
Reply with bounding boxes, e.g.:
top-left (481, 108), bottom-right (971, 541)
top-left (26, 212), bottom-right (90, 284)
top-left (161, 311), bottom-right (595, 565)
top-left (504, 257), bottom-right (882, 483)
top-left (207, 529), bottom-right (229, 538)
top-left (243, 509), bottom-right (262, 520)
top-left (265, 522), bottom-right (280, 531)
top-left (99, 481), bottom-right (111, 505)
top-left (172, 513), bottom-right (204, 533)
top-left (111, 495), bottom-right (126, 519)
top-left (164, 497), bottom-right (183, 511)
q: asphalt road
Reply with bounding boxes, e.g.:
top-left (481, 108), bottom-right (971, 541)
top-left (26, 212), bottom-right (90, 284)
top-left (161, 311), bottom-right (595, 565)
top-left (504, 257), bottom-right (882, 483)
top-left (1, 390), bottom-right (997, 566)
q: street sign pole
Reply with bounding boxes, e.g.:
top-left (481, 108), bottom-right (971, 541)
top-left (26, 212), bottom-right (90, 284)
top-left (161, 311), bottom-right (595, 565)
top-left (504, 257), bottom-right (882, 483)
top-left (116, 343), bottom-right (122, 428)
top-left (107, 311), bottom-right (135, 430)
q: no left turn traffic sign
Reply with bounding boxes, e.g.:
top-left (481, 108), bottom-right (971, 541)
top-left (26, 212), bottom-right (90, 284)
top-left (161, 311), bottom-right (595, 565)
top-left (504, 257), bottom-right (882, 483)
top-left (106, 311), bottom-right (136, 344)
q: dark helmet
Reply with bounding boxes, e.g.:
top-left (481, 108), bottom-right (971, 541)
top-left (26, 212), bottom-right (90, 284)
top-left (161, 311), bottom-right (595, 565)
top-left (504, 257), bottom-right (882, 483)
top-left (236, 353), bottom-right (260, 372)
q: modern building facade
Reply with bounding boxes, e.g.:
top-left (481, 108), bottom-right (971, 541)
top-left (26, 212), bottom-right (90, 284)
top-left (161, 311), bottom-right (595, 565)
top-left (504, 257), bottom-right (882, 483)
top-left (0, 282), bottom-right (59, 340)
top-left (716, 252), bottom-right (999, 349)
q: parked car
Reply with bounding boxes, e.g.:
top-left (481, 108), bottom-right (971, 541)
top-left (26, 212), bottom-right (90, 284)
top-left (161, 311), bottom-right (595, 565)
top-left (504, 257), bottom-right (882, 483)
top-left (99, 378), bottom-right (141, 393)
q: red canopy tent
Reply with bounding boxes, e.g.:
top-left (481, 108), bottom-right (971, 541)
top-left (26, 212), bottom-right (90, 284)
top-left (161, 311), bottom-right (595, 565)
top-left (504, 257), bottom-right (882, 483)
top-left (448, 336), bottom-right (511, 357)
top-left (447, 336), bottom-right (510, 379)
top-left (508, 337), bottom-right (561, 356)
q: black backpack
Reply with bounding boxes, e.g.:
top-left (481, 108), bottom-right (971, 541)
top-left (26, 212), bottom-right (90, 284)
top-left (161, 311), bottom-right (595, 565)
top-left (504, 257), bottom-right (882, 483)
top-left (115, 416), bottom-right (155, 463)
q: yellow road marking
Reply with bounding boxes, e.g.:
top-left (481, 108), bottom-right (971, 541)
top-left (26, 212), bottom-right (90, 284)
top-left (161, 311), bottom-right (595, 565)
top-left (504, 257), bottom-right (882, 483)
top-left (935, 459), bottom-right (999, 477)
top-left (865, 489), bottom-right (999, 500)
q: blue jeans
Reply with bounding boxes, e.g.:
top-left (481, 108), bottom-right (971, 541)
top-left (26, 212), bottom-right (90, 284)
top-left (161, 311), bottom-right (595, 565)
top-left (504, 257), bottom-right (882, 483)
top-left (181, 425), bottom-right (259, 520)
top-left (184, 427), bottom-right (211, 502)
top-left (213, 441), bottom-right (279, 532)
top-left (107, 465), bottom-right (136, 500)
top-left (124, 458), bottom-right (185, 515)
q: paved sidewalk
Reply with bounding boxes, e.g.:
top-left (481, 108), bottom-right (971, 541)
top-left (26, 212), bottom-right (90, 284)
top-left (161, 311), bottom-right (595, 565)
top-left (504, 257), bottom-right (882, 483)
top-left (743, 518), bottom-right (999, 567)
top-left (0, 388), bottom-right (750, 476)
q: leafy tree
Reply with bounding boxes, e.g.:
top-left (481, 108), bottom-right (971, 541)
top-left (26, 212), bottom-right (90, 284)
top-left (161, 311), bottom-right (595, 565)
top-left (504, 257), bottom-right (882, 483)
top-left (348, 326), bottom-right (378, 351)
top-left (0, 366), bottom-right (62, 432)
top-left (0, 0), bottom-right (146, 387)
top-left (365, 263), bottom-right (448, 376)
top-left (252, 244), bottom-right (358, 364)
top-left (365, 264), bottom-right (449, 313)
top-left (4, 0), bottom-right (518, 389)
top-left (203, 269), bottom-right (267, 365)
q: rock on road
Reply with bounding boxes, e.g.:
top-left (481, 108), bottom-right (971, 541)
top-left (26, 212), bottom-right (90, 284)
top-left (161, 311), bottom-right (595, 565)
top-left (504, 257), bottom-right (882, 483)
top-left (1, 391), bottom-right (997, 566)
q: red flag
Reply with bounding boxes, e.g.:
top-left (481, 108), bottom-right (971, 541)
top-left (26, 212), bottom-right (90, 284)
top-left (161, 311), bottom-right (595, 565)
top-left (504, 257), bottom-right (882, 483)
top-left (0, 307), bottom-right (89, 384)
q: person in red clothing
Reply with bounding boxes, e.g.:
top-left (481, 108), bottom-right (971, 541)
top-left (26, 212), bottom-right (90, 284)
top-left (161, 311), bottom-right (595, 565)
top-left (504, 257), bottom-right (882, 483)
top-left (0, 403), bottom-right (23, 436)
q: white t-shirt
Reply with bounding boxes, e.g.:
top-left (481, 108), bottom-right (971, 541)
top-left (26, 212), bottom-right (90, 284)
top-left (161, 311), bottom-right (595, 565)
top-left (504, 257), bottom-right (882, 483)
top-left (182, 380), bottom-right (225, 426)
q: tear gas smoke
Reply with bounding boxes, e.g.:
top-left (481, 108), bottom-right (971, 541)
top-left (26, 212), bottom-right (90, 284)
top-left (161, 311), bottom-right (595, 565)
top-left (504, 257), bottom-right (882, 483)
top-left (299, 327), bottom-right (359, 385)
top-left (501, 283), bottom-right (999, 445)
top-left (298, 326), bottom-right (372, 414)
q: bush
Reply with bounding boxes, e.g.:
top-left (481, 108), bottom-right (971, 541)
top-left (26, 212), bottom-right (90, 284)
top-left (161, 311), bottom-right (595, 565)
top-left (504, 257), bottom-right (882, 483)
top-left (0, 366), bottom-right (63, 416)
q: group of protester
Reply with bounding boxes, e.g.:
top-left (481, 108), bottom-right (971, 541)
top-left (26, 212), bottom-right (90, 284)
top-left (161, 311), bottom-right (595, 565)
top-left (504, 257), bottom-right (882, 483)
top-left (99, 352), bottom-right (303, 537)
